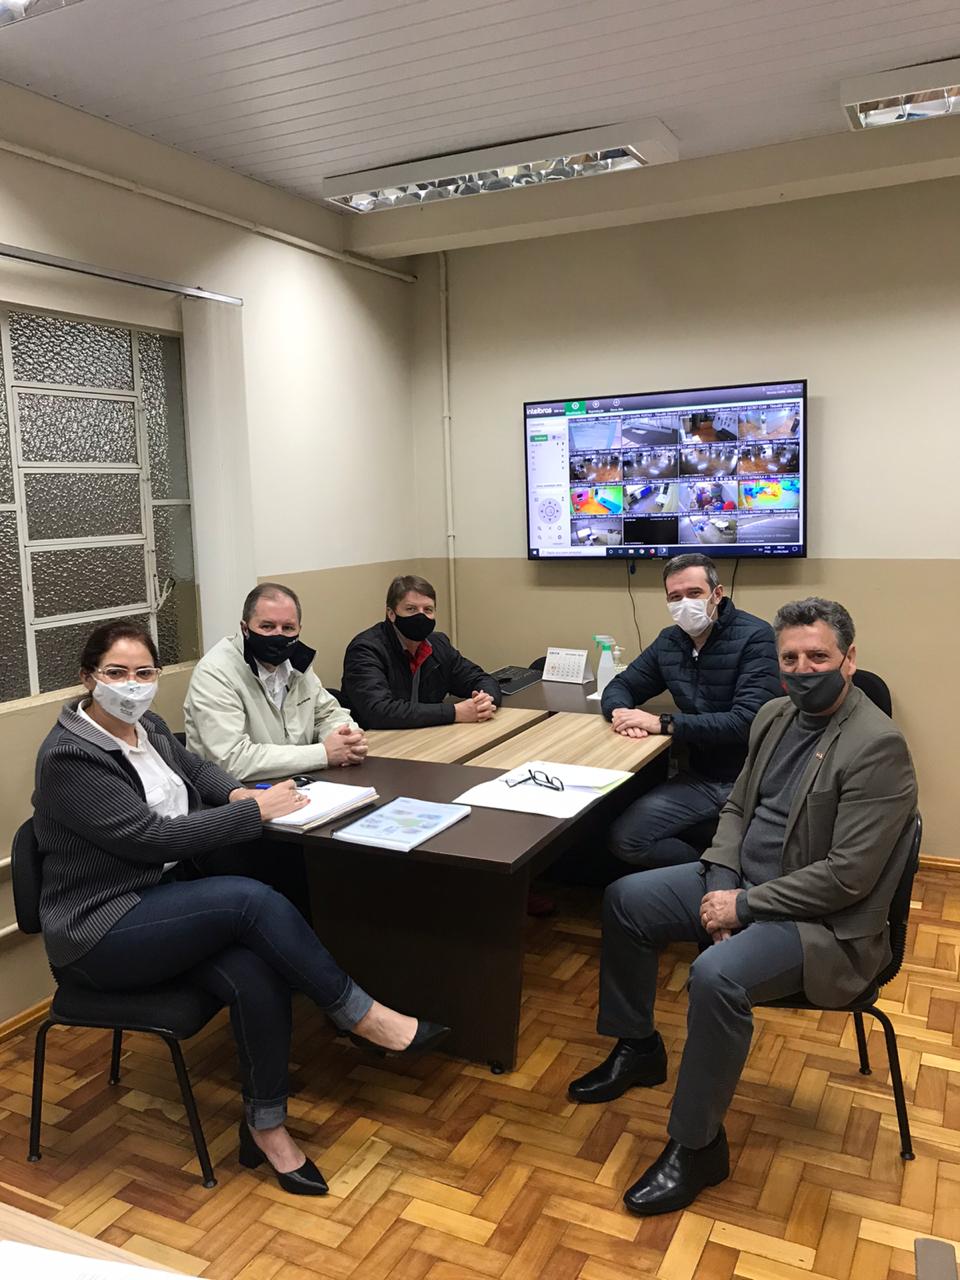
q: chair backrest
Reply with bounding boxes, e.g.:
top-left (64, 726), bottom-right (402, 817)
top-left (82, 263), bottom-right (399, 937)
top-left (853, 669), bottom-right (892, 718)
top-left (528, 656), bottom-right (547, 672)
top-left (11, 818), bottom-right (43, 935)
top-left (173, 730), bottom-right (187, 746)
top-left (876, 813), bottom-right (923, 989)
top-left (327, 687), bottom-right (345, 707)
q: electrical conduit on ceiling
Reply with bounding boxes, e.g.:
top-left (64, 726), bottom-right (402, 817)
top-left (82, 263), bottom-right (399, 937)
top-left (438, 250), bottom-right (458, 646)
top-left (0, 138), bottom-right (416, 286)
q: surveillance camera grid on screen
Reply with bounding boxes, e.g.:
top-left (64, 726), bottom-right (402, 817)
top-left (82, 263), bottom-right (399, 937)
top-left (526, 380), bottom-right (806, 561)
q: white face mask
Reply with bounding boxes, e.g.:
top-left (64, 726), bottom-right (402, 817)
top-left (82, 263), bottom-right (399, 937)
top-left (91, 678), bottom-right (158, 725)
top-left (668, 594), bottom-right (716, 637)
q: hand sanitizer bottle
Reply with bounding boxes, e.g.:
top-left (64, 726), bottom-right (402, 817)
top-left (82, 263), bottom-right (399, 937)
top-left (593, 636), bottom-right (616, 694)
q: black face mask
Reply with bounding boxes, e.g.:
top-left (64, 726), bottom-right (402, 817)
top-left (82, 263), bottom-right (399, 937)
top-left (782, 657), bottom-right (848, 715)
top-left (244, 628), bottom-right (305, 669)
top-left (393, 612), bottom-right (436, 643)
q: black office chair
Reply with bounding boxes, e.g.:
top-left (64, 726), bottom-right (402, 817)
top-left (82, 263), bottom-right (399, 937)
top-left (853, 669), bottom-right (892, 717)
top-left (327, 687), bottom-right (346, 708)
top-left (173, 730), bottom-right (187, 746)
top-left (759, 813), bottom-right (923, 1160)
top-left (11, 819), bottom-right (222, 1188)
top-left (529, 656), bottom-right (547, 672)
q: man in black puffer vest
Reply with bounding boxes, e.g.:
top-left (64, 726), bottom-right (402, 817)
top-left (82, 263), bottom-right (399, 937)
top-left (602, 553), bottom-right (781, 868)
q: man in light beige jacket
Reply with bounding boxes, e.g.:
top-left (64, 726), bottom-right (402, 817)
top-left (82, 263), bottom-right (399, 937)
top-left (185, 582), bottom-right (367, 782)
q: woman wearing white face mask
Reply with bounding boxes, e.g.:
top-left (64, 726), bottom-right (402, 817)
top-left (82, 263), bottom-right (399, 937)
top-left (33, 622), bottom-right (449, 1196)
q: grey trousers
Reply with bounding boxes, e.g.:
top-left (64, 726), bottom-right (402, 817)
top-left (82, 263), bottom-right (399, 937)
top-left (599, 863), bottom-right (803, 1148)
top-left (607, 772), bottom-right (733, 868)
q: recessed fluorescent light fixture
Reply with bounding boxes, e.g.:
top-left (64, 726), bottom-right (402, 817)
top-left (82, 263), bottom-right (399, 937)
top-left (323, 120), bottom-right (678, 213)
top-left (842, 57), bottom-right (960, 129)
top-left (0, 0), bottom-right (85, 25)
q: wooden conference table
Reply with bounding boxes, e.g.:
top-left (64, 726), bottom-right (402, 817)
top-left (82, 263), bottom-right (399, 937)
top-left (284, 690), bottom-right (671, 1072)
top-left (363, 705), bottom-right (547, 763)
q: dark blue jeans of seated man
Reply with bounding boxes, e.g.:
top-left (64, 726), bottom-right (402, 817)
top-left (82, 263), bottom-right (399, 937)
top-left (59, 876), bottom-right (373, 1131)
top-left (608, 771), bottom-right (732, 868)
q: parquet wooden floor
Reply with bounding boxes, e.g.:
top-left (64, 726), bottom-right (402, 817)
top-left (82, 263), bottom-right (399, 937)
top-left (2, 870), bottom-right (959, 1280)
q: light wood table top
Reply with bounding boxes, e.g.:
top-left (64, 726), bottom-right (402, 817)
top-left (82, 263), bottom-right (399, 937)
top-left (0, 1201), bottom-right (167, 1267)
top-left (364, 706), bottom-right (548, 765)
top-left (466, 711), bottom-right (672, 773)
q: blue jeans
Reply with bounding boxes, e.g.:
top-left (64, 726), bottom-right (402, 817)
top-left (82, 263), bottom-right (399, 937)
top-left (608, 771), bottom-right (732, 868)
top-left (61, 876), bottom-right (373, 1129)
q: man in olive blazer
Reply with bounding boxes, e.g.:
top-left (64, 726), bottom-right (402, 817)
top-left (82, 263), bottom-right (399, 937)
top-left (568, 598), bottom-right (918, 1218)
top-left (701, 684), bottom-right (917, 1007)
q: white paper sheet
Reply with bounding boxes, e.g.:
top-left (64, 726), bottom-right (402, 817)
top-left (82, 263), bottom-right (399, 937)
top-left (454, 760), bottom-right (630, 818)
top-left (503, 760), bottom-right (631, 791)
top-left (266, 779), bottom-right (377, 829)
top-left (0, 1241), bottom-right (184, 1280)
top-left (453, 778), bottom-right (594, 818)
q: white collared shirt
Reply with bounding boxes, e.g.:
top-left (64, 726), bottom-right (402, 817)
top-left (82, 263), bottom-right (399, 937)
top-left (79, 705), bottom-right (187, 871)
top-left (256, 659), bottom-right (293, 709)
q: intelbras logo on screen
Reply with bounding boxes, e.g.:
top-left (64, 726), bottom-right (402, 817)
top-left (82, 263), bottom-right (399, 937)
top-left (528, 406), bottom-right (554, 415)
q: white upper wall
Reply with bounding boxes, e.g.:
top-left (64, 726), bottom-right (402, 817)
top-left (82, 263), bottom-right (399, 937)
top-left (435, 176), bottom-right (960, 561)
top-left (0, 85), bottom-right (418, 592)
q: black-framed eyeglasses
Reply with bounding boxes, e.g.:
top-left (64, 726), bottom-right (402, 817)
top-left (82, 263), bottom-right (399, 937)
top-left (505, 768), bottom-right (564, 792)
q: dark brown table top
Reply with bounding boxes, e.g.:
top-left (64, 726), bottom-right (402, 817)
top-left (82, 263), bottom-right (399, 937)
top-left (502, 678), bottom-right (603, 714)
top-left (503, 678), bottom-right (677, 718)
top-left (287, 756), bottom-right (568, 876)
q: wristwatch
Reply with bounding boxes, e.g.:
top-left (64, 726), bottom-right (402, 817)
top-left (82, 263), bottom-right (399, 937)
top-left (660, 714), bottom-right (674, 736)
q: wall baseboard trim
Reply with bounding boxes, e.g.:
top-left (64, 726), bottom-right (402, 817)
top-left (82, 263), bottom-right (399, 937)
top-left (919, 855), bottom-right (960, 873)
top-left (0, 997), bottom-right (51, 1042)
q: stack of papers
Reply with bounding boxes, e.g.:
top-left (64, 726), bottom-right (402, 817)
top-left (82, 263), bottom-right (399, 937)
top-left (332, 796), bottom-right (470, 851)
top-left (454, 759), bottom-right (631, 818)
top-left (266, 779), bottom-right (378, 832)
top-left (0, 1241), bottom-right (187, 1279)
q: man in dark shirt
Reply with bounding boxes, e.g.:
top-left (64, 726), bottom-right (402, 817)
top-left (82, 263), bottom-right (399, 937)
top-left (569, 598), bottom-right (917, 1217)
top-left (341, 575), bottom-right (502, 730)
top-left (602, 553), bottom-right (781, 867)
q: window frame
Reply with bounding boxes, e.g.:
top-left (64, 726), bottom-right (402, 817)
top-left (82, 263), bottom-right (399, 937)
top-left (0, 307), bottom-right (193, 698)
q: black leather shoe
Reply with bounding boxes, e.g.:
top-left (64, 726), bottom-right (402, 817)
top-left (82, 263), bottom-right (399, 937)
top-left (238, 1120), bottom-right (328, 1196)
top-left (349, 1019), bottom-right (451, 1058)
top-left (567, 1035), bottom-right (667, 1104)
top-left (623, 1128), bottom-right (729, 1216)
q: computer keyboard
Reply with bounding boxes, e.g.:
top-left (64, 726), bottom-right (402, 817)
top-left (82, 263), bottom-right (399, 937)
top-left (492, 665), bottom-right (535, 682)
top-left (491, 666), bottom-right (542, 694)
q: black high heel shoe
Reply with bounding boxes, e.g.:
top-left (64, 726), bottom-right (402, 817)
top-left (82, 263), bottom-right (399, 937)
top-left (348, 1018), bottom-right (451, 1058)
top-left (238, 1119), bottom-right (328, 1196)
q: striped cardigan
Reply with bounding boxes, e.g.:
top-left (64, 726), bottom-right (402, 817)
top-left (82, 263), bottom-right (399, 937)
top-left (33, 700), bottom-right (264, 967)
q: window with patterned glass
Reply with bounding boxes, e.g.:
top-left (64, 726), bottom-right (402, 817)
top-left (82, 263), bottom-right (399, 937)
top-left (0, 306), bottom-right (201, 699)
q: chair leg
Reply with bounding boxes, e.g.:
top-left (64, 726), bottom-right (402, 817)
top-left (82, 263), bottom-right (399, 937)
top-left (109, 1028), bottom-right (124, 1085)
top-left (28, 1020), bottom-right (53, 1162)
top-left (162, 1035), bottom-right (217, 1188)
top-left (864, 1005), bottom-right (915, 1161)
top-left (853, 1010), bottom-right (871, 1075)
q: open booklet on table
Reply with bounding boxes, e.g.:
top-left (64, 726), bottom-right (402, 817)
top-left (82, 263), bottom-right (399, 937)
top-left (265, 779), bottom-right (379, 832)
top-left (453, 759), bottom-right (631, 818)
top-left (332, 797), bottom-right (470, 852)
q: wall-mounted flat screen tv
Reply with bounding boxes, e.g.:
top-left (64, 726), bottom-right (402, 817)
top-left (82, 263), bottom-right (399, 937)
top-left (525, 379), bottom-right (807, 560)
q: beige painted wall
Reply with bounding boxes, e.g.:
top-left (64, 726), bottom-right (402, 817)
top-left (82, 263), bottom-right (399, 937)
top-left (0, 78), bottom-right (420, 599)
top-left (416, 178), bottom-right (960, 857)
